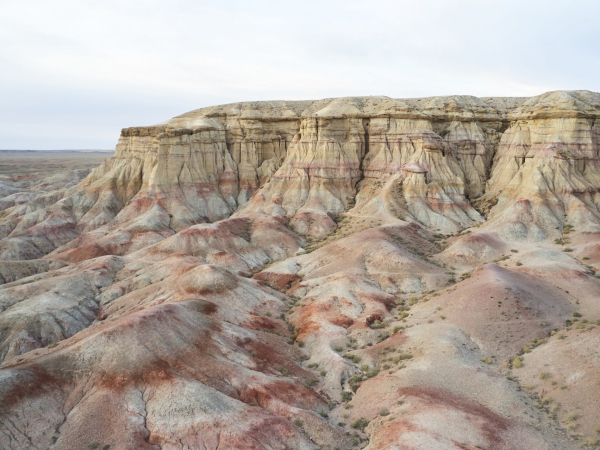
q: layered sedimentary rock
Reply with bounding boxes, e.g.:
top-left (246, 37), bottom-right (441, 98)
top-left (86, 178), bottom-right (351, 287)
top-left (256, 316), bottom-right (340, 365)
top-left (2, 91), bottom-right (600, 263)
top-left (2, 91), bottom-right (600, 450)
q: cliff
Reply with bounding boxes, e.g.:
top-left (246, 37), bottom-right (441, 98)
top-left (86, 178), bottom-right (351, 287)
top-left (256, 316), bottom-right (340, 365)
top-left (1, 91), bottom-right (600, 450)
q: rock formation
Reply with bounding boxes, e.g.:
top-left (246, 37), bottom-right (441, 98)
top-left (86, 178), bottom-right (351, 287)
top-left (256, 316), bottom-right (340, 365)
top-left (2, 91), bottom-right (600, 449)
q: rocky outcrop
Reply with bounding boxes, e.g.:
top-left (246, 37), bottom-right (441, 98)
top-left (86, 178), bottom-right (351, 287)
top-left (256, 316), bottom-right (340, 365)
top-left (1, 91), bottom-right (600, 263)
top-left (3, 91), bottom-right (600, 450)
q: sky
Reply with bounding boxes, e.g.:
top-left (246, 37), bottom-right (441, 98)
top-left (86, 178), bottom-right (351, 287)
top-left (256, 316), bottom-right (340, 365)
top-left (1, 0), bottom-right (599, 150)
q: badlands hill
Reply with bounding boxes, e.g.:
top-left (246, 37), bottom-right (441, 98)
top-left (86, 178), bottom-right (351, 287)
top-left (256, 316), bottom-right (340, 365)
top-left (1, 90), bottom-right (600, 449)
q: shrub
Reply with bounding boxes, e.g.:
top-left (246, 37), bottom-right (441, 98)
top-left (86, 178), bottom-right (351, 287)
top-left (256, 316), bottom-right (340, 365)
top-left (344, 354), bottom-right (361, 364)
top-left (563, 248), bottom-right (573, 252)
top-left (365, 367), bottom-right (379, 378)
top-left (572, 312), bottom-right (582, 318)
top-left (320, 370), bottom-right (327, 377)
top-left (511, 249), bottom-right (518, 253)
top-left (341, 391), bottom-right (353, 402)
top-left (515, 261), bottom-right (523, 266)
top-left (480, 358), bottom-right (492, 364)
top-left (370, 320), bottom-right (386, 329)
top-left (513, 357), bottom-right (523, 368)
top-left (294, 418), bottom-right (304, 427)
top-left (377, 332), bottom-right (390, 342)
top-left (351, 418), bottom-right (370, 431)
top-left (583, 256), bottom-right (590, 260)
top-left (102, 446), bottom-right (110, 450)
top-left (337, 421), bottom-right (346, 427)
top-left (305, 378), bottom-right (316, 387)
top-left (297, 340), bottom-right (305, 348)
top-left (89, 444), bottom-right (99, 450)
top-left (280, 367), bottom-right (289, 376)
top-left (539, 371), bottom-right (550, 380)
top-left (379, 409), bottom-right (390, 416)
top-left (319, 410), bottom-right (328, 418)
top-left (349, 374), bottom-right (364, 392)
top-left (334, 346), bottom-right (343, 352)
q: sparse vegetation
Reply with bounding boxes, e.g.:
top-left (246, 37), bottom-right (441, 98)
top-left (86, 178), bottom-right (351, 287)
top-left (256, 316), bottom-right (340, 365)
top-left (351, 418), bottom-right (370, 431)
top-left (512, 357), bottom-right (523, 368)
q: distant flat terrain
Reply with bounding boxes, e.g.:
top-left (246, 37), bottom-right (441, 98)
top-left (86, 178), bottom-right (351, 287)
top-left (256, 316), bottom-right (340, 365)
top-left (0, 150), bottom-right (113, 188)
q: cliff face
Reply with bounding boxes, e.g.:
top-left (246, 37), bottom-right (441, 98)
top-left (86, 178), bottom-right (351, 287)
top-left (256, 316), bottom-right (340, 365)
top-left (2, 91), bottom-right (600, 450)
top-left (1, 91), bottom-right (598, 262)
top-left (99, 90), bottom-right (600, 240)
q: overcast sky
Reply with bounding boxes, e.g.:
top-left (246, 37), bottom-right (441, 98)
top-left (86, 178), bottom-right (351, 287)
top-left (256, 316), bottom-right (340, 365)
top-left (1, 0), bottom-right (599, 149)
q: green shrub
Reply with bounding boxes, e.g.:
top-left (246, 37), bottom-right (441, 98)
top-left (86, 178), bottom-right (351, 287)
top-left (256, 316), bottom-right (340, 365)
top-left (351, 418), bottom-right (370, 431)
top-left (513, 357), bottom-right (523, 368)
top-left (294, 418), bottom-right (304, 427)
top-left (365, 367), bottom-right (379, 378)
top-left (280, 367), bottom-right (289, 376)
top-left (379, 409), bottom-right (390, 416)
top-left (370, 320), bottom-right (386, 329)
top-left (341, 391), bottom-right (353, 402)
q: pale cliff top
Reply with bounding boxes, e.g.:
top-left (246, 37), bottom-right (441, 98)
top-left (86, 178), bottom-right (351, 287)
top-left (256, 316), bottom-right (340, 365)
top-left (122, 90), bottom-right (600, 135)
